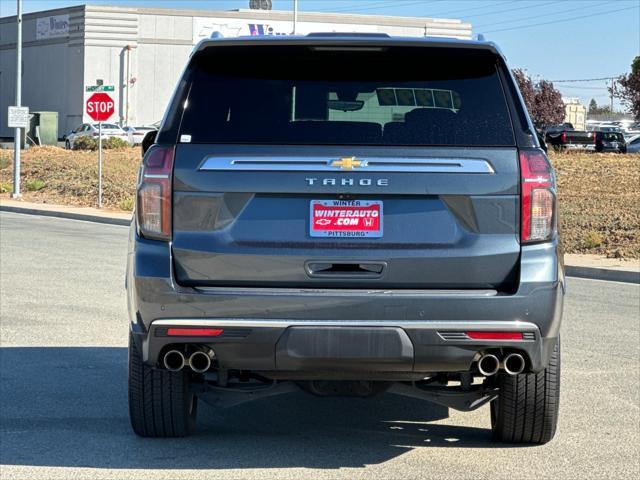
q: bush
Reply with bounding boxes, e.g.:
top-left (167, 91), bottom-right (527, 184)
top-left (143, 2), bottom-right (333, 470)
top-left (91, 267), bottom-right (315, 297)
top-left (583, 231), bottom-right (603, 249)
top-left (72, 136), bottom-right (131, 151)
top-left (0, 157), bottom-right (10, 170)
top-left (25, 179), bottom-right (46, 191)
top-left (0, 181), bottom-right (12, 193)
top-left (103, 137), bottom-right (131, 149)
top-left (72, 136), bottom-right (98, 151)
top-left (119, 196), bottom-right (134, 211)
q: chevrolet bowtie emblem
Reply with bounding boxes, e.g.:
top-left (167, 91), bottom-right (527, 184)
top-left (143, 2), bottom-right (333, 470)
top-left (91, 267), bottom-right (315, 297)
top-left (331, 157), bottom-right (363, 170)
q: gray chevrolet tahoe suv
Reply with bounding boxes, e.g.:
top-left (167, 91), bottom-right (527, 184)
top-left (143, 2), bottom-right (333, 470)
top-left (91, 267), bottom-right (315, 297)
top-left (127, 34), bottom-right (564, 444)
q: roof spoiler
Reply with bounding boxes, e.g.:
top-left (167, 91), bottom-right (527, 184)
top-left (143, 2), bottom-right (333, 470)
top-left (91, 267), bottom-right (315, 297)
top-left (306, 32), bottom-right (390, 38)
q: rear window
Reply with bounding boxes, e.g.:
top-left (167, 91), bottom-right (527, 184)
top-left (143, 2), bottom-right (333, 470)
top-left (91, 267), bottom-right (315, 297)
top-left (599, 132), bottom-right (623, 141)
top-left (176, 45), bottom-right (515, 146)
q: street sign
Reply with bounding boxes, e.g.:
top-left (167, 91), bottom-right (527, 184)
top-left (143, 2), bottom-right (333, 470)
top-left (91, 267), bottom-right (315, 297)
top-left (7, 106), bottom-right (29, 128)
top-left (86, 92), bottom-right (115, 122)
top-left (85, 85), bottom-right (115, 92)
top-left (85, 93), bottom-right (114, 209)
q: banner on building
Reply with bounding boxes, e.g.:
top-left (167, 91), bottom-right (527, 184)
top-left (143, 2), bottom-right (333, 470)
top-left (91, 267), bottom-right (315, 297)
top-left (192, 17), bottom-right (376, 44)
top-left (36, 15), bottom-right (70, 40)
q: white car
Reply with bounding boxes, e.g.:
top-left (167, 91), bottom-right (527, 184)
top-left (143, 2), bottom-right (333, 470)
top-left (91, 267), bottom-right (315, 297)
top-left (64, 123), bottom-right (129, 149)
top-left (122, 126), bottom-right (157, 145)
top-left (626, 134), bottom-right (640, 153)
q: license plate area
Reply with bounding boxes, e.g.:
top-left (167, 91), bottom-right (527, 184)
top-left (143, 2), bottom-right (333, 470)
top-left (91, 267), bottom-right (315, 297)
top-left (310, 200), bottom-right (383, 238)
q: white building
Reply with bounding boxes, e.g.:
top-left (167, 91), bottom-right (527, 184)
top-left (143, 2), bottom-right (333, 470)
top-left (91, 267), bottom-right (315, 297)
top-left (562, 97), bottom-right (587, 131)
top-left (0, 5), bottom-right (472, 139)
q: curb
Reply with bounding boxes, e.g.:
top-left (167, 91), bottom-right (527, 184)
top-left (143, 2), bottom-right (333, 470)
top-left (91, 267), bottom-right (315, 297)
top-left (565, 265), bottom-right (639, 285)
top-left (2, 205), bottom-right (638, 284)
top-left (0, 204), bottom-right (131, 227)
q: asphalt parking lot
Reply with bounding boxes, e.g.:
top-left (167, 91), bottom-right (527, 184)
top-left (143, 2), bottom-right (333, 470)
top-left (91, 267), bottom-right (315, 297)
top-left (1, 211), bottom-right (639, 480)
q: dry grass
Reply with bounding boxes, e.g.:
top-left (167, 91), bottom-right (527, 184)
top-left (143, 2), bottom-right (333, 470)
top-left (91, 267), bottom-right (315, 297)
top-left (550, 151), bottom-right (640, 258)
top-left (0, 146), bottom-right (139, 211)
top-left (1, 146), bottom-right (638, 257)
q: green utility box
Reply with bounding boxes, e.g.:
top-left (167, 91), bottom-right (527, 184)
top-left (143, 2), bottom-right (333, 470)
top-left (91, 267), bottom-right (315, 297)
top-left (27, 112), bottom-right (58, 146)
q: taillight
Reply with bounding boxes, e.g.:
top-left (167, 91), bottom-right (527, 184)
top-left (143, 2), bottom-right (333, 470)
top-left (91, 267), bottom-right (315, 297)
top-left (561, 131), bottom-right (567, 143)
top-left (520, 149), bottom-right (555, 243)
top-left (136, 145), bottom-right (174, 241)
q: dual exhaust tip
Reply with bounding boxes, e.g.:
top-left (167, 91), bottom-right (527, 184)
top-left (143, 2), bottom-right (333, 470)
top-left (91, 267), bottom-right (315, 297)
top-left (165, 347), bottom-right (525, 377)
top-left (478, 352), bottom-right (526, 376)
top-left (163, 348), bottom-right (215, 373)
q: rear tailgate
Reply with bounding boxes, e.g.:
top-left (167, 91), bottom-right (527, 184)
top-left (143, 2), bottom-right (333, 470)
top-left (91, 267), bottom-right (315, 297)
top-left (167, 42), bottom-right (521, 290)
top-left (565, 130), bottom-right (595, 146)
top-left (172, 145), bottom-right (519, 289)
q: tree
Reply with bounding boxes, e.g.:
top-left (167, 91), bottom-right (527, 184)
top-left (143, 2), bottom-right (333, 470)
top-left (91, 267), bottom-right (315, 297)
top-left (533, 80), bottom-right (565, 128)
top-left (615, 56), bottom-right (640, 119)
top-left (513, 69), bottom-right (535, 113)
top-left (512, 69), bottom-right (565, 129)
top-left (588, 99), bottom-right (612, 116)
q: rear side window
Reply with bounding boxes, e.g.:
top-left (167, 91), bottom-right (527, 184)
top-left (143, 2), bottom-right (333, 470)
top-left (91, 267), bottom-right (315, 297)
top-left (599, 132), bottom-right (623, 141)
top-left (176, 45), bottom-right (515, 146)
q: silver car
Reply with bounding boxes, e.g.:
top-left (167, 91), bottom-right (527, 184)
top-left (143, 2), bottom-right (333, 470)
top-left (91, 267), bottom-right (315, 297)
top-left (122, 126), bottom-right (157, 145)
top-left (64, 123), bottom-right (128, 149)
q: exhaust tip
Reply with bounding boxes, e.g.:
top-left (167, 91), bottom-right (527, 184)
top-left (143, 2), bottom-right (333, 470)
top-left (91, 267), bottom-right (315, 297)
top-left (189, 349), bottom-right (214, 373)
top-left (163, 350), bottom-right (185, 372)
top-left (503, 353), bottom-right (526, 375)
top-left (478, 353), bottom-right (500, 376)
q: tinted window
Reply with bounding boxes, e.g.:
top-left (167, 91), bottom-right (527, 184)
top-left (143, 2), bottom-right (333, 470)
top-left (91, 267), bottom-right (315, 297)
top-left (176, 45), bottom-right (515, 146)
top-left (599, 132), bottom-right (623, 141)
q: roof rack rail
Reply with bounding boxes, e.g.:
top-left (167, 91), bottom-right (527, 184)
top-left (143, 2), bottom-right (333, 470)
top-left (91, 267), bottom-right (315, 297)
top-left (305, 32), bottom-right (390, 38)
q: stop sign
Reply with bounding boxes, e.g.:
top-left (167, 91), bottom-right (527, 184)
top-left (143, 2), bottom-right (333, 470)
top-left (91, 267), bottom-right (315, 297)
top-left (86, 92), bottom-right (115, 122)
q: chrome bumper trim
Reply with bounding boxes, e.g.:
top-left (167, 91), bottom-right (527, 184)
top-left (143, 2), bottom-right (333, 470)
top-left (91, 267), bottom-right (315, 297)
top-left (152, 318), bottom-right (539, 331)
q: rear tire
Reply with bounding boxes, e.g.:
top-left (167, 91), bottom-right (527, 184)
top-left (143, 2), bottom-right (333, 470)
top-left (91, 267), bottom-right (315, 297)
top-left (491, 339), bottom-right (560, 444)
top-left (128, 332), bottom-right (197, 437)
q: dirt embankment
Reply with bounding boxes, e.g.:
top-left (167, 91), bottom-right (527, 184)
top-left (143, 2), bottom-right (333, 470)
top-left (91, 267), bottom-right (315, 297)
top-left (551, 152), bottom-right (639, 258)
top-left (0, 146), bottom-right (139, 211)
top-left (1, 147), bottom-right (638, 257)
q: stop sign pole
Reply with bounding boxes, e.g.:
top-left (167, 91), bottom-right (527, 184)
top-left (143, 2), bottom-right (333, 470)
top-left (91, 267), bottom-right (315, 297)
top-left (86, 92), bottom-right (115, 208)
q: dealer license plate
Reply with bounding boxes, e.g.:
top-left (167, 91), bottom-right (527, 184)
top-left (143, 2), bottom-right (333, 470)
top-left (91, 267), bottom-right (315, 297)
top-left (309, 200), bottom-right (383, 238)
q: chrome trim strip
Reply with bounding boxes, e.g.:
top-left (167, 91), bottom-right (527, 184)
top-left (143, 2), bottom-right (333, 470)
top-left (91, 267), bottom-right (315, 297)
top-left (193, 287), bottom-right (498, 297)
top-left (143, 173), bottom-right (169, 179)
top-left (152, 319), bottom-right (538, 330)
top-left (199, 156), bottom-right (495, 174)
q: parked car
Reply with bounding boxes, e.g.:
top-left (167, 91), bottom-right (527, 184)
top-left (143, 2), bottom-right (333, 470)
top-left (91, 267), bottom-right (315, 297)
top-left (596, 125), bottom-right (623, 133)
top-left (127, 34), bottom-right (564, 444)
top-left (595, 131), bottom-right (627, 153)
top-left (64, 123), bottom-right (128, 149)
top-left (545, 124), bottom-right (595, 151)
top-left (123, 126), bottom-right (157, 145)
top-left (626, 134), bottom-right (640, 153)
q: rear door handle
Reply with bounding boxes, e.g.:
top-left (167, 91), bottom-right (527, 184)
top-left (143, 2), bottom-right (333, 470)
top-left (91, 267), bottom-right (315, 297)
top-left (305, 261), bottom-right (386, 278)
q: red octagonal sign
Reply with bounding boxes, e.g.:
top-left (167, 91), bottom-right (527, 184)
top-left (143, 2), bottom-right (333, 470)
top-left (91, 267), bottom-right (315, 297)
top-left (86, 92), bottom-right (115, 122)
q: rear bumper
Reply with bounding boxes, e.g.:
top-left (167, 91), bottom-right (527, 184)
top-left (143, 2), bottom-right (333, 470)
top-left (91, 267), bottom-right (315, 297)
top-left (127, 229), bottom-right (564, 376)
top-left (133, 318), bottom-right (552, 377)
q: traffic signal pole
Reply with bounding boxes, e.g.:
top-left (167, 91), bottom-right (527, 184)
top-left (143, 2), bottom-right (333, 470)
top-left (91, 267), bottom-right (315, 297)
top-left (12, 0), bottom-right (22, 198)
